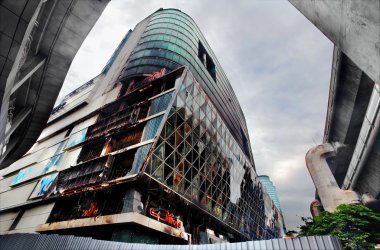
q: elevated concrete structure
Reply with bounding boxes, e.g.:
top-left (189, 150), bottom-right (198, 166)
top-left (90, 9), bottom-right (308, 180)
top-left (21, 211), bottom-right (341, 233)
top-left (289, 0), bottom-right (380, 83)
top-left (289, 0), bottom-right (380, 212)
top-left (0, 0), bottom-right (109, 169)
top-left (305, 143), bottom-right (360, 212)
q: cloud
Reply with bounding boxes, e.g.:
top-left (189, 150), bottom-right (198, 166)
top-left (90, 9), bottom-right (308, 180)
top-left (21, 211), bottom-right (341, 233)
top-left (59, 0), bottom-right (333, 231)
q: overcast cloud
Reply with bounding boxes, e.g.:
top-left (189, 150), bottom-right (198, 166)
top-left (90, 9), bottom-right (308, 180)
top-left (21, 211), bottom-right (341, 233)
top-left (59, 0), bottom-right (333, 231)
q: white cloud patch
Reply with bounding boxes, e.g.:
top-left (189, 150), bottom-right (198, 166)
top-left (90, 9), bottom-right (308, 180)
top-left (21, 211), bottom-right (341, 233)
top-left (59, 0), bottom-right (333, 231)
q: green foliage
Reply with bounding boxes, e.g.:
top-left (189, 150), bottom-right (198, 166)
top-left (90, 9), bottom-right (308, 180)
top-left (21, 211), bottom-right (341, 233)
top-left (298, 204), bottom-right (380, 249)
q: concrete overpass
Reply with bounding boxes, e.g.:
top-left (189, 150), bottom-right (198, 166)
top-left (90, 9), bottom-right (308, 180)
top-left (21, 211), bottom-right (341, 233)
top-left (0, 0), bottom-right (109, 169)
top-left (289, 0), bottom-right (380, 212)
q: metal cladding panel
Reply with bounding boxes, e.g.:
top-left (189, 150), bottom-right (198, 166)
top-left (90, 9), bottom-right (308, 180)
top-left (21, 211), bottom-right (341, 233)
top-left (265, 239), bottom-right (273, 249)
top-left (292, 237), bottom-right (302, 249)
top-left (0, 234), bottom-right (343, 249)
top-left (300, 236), bottom-right (311, 249)
top-left (270, 239), bottom-right (280, 250)
top-left (31, 131), bottom-right (67, 155)
top-left (3, 148), bottom-right (44, 176)
top-left (14, 203), bottom-right (54, 232)
top-left (0, 181), bottom-right (37, 209)
top-left (0, 211), bottom-right (18, 233)
top-left (70, 117), bottom-right (98, 135)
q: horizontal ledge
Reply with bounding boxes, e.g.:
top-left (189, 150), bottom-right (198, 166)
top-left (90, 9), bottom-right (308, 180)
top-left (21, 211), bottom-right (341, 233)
top-left (36, 211), bottom-right (190, 241)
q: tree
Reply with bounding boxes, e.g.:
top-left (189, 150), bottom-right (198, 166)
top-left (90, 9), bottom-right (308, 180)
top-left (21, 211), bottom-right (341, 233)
top-left (298, 204), bottom-right (380, 249)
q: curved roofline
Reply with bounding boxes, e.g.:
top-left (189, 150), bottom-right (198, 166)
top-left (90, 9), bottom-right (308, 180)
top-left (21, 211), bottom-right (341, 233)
top-left (148, 8), bottom-right (254, 162)
top-left (258, 175), bottom-right (269, 178)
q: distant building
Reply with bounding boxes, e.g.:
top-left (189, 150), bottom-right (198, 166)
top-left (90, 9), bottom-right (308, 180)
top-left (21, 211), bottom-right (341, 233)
top-left (290, 0), bottom-right (380, 213)
top-left (259, 176), bottom-right (282, 212)
top-left (259, 175), bottom-right (286, 234)
top-left (0, 9), bottom-right (282, 244)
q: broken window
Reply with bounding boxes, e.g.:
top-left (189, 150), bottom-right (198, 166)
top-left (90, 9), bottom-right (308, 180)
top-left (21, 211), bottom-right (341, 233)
top-left (57, 156), bottom-right (109, 192)
top-left (137, 103), bottom-right (150, 120)
top-left (110, 126), bottom-right (144, 152)
top-left (148, 92), bottom-right (173, 116)
top-left (86, 106), bottom-right (136, 139)
top-left (77, 139), bottom-right (105, 163)
top-left (47, 188), bottom-right (126, 223)
top-left (64, 128), bottom-right (88, 149)
top-left (110, 143), bottom-right (152, 179)
top-left (142, 116), bottom-right (163, 141)
top-left (198, 41), bottom-right (216, 81)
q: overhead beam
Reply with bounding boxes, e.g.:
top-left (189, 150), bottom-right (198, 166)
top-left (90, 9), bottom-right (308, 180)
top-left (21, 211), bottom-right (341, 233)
top-left (0, 0), bottom-right (46, 157)
top-left (10, 58), bottom-right (46, 95)
top-left (4, 107), bottom-right (32, 142)
top-left (289, 0), bottom-right (380, 83)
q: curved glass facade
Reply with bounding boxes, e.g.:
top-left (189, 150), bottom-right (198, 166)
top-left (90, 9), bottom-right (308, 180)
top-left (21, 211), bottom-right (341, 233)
top-left (120, 9), bottom-right (253, 164)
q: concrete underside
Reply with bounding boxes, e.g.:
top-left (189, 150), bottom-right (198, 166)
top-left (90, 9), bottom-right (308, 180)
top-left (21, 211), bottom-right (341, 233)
top-left (355, 128), bottom-right (380, 199)
top-left (324, 49), bottom-right (374, 185)
top-left (289, 0), bottom-right (380, 200)
top-left (0, 0), bottom-right (109, 169)
top-left (324, 49), bottom-right (379, 199)
top-left (289, 0), bottom-right (380, 83)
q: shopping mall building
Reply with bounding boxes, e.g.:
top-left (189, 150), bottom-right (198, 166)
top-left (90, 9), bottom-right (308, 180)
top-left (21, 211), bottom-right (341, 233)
top-left (0, 9), bottom-right (283, 244)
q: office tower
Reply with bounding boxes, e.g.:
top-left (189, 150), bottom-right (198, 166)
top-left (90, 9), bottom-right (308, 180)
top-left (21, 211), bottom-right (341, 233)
top-left (259, 176), bottom-right (282, 213)
top-left (259, 175), bottom-right (286, 234)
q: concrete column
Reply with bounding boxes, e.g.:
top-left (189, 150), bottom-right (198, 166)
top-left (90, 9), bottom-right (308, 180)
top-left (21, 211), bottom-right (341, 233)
top-left (121, 189), bottom-right (143, 213)
top-left (305, 143), bottom-right (360, 212)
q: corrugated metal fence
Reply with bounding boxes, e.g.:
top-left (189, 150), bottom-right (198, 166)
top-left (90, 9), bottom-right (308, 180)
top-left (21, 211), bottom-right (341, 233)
top-left (0, 233), bottom-right (342, 249)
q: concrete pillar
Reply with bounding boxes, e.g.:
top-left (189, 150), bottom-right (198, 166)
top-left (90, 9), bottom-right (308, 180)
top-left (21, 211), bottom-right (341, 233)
top-left (121, 189), bottom-right (143, 213)
top-left (305, 143), bottom-right (360, 212)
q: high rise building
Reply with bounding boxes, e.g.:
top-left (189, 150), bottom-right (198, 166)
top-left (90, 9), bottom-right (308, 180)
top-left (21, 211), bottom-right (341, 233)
top-left (258, 176), bottom-right (282, 215)
top-left (0, 9), bottom-right (282, 244)
top-left (258, 175), bottom-right (286, 234)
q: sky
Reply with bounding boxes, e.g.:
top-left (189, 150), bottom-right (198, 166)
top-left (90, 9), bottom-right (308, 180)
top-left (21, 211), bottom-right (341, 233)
top-left (59, 0), bottom-right (333, 231)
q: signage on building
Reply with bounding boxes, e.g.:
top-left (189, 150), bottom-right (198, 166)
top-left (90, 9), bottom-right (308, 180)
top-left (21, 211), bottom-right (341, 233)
top-left (149, 207), bottom-right (182, 228)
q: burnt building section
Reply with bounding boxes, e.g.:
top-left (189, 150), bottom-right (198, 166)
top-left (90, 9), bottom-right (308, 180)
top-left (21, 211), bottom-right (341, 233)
top-left (0, 8), bottom-right (282, 244)
top-left (37, 68), bottom-right (281, 243)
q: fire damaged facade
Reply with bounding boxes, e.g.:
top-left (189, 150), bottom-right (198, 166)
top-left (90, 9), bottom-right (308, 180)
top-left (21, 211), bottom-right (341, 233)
top-left (0, 9), bottom-right (282, 244)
